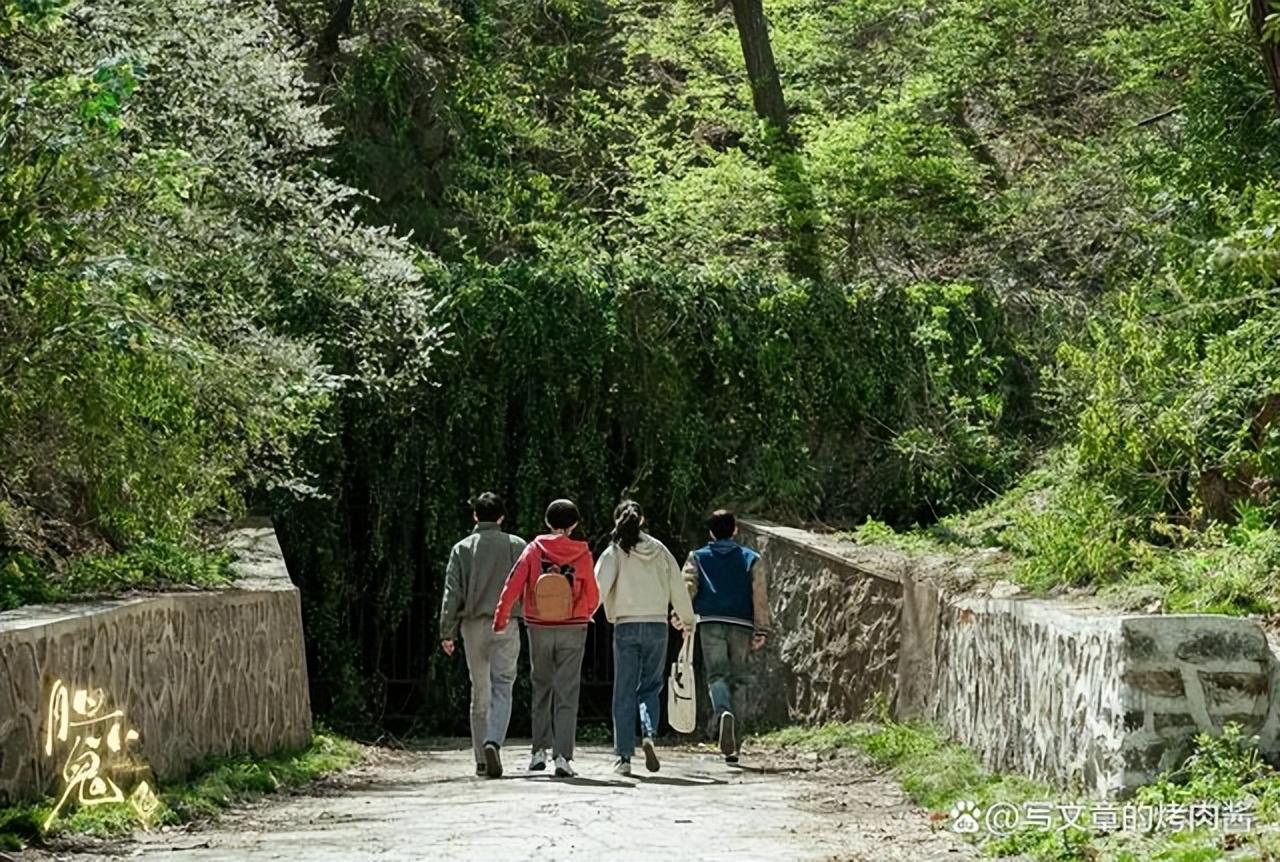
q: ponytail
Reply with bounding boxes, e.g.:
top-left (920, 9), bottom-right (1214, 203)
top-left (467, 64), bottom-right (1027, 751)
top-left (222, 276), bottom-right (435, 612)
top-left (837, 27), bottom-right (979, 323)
top-left (611, 499), bottom-right (643, 554)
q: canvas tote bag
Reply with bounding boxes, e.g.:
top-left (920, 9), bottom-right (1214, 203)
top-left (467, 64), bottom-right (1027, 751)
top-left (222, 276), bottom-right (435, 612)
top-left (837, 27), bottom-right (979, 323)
top-left (666, 623), bottom-right (697, 733)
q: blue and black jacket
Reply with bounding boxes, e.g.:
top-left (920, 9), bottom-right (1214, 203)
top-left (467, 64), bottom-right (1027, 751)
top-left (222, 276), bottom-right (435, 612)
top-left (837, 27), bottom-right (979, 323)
top-left (685, 539), bottom-right (769, 632)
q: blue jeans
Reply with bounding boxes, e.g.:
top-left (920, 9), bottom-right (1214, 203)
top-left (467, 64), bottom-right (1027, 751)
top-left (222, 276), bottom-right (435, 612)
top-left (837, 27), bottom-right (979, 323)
top-left (612, 622), bottom-right (668, 758)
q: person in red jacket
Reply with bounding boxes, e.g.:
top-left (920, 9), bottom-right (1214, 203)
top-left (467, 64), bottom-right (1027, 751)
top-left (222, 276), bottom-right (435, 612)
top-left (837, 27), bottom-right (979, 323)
top-left (494, 498), bottom-right (598, 778)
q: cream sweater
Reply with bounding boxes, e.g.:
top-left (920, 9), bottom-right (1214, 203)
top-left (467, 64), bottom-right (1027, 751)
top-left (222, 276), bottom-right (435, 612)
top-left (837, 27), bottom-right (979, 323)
top-left (595, 533), bottom-right (696, 627)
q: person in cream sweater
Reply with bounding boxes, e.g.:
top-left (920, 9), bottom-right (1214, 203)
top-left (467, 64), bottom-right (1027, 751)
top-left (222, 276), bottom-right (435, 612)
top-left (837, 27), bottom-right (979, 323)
top-left (595, 500), bottom-right (695, 776)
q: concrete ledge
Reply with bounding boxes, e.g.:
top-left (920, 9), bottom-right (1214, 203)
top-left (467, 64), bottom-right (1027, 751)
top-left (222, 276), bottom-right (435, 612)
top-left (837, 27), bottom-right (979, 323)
top-left (739, 519), bottom-right (1280, 796)
top-left (0, 522), bottom-right (312, 804)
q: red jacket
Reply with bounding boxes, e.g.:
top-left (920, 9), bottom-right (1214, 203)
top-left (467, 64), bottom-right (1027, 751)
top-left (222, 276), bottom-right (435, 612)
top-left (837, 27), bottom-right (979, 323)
top-left (495, 534), bottom-right (598, 629)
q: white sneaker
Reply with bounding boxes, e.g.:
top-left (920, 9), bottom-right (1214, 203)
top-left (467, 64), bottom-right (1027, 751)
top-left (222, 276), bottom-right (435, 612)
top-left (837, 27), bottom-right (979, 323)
top-left (529, 749), bottom-right (547, 772)
top-left (642, 737), bottom-right (660, 773)
top-left (719, 711), bottom-right (737, 758)
top-left (554, 755), bottom-right (576, 778)
top-left (483, 741), bottom-right (503, 778)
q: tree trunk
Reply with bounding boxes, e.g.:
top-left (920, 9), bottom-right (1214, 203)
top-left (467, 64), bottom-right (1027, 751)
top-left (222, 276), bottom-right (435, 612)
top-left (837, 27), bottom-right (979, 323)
top-left (723, 0), bottom-right (819, 278)
top-left (318, 0), bottom-right (356, 58)
top-left (1250, 0), bottom-right (1280, 115)
top-left (729, 0), bottom-right (789, 135)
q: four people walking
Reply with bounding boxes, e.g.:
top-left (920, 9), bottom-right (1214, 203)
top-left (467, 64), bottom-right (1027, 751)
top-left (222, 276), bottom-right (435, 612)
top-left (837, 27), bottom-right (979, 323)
top-left (441, 494), bottom-right (769, 778)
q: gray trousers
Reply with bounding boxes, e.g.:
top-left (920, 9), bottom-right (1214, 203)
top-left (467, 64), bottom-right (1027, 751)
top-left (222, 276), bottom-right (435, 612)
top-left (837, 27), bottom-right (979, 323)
top-left (528, 624), bottom-right (587, 761)
top-left (460, 617), bottom-right (521, 765)
top-left (701, 622), bottom-right (752, 729)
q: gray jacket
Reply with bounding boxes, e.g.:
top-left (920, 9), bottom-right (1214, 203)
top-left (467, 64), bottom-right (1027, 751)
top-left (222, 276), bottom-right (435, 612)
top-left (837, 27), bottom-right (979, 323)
top-left (439, 522), bottom-right (527, 640)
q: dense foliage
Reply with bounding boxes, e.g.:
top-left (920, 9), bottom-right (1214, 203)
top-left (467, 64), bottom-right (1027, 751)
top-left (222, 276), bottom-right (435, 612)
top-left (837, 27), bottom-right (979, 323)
top-left (844, 1), bottom-right (1280, 613)
top-left (5, 0), bottom-right (1280, 725)
top-left (0, 0), bottom-right (441, 579)
top-left (271, 0), bottom-right (1046, 724)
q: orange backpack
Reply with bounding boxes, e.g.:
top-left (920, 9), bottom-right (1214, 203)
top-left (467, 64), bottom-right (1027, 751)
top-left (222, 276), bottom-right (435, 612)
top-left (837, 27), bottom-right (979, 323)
top-left (534, 558), bottom-right (575, 621)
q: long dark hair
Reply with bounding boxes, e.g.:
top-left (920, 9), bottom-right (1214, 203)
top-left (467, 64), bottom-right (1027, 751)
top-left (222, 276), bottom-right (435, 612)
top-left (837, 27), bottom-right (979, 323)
top-left (611, 499), bottom-right (643, 554)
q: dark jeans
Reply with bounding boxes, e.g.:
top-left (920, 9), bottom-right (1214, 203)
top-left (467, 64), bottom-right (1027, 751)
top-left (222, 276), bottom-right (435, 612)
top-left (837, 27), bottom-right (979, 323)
top-left (611, 622), bottom-right (668, 758)
top-left (700, 622), bottom-right (752, 728)
top-left (528, 624), bottom-right (588, 760)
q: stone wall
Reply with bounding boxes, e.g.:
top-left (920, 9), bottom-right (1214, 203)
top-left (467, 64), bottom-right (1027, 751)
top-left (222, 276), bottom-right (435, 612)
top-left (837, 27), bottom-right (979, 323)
top-left (935, 600), bottom-right (1280, 794)
top-left (739, 520), bottom-right (1280, 796)
top-left (933, 596), bottom-right (1127, 794)
top-left (735, 522), bottom-right (906, 727)
top-left (0, 521), bottom-right (312, 804)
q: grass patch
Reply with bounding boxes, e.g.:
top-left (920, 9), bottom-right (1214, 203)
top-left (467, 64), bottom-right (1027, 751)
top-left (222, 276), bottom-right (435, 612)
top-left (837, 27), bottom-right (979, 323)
top-left (755, 720), bottom-right (1280, 861)
top-left (0, 539), bottom-right (234, 611)
top-left (842, 449), bottom-right (1280, 616)
top-left (757, 719), bottom-right (1054, 813)
top-left (163, 729), bottom-right (361, 822)
top-left (0, 729), bottom-right (361, 851)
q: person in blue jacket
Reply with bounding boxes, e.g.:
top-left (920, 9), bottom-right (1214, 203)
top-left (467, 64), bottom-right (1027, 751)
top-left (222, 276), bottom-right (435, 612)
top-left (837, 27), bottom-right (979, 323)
top-left (682, 509), bottom-right (771, 763)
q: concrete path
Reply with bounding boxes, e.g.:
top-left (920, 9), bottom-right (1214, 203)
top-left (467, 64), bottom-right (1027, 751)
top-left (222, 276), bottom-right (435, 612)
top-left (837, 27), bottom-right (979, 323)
top-left (48, 741), bottom-right (974, 862)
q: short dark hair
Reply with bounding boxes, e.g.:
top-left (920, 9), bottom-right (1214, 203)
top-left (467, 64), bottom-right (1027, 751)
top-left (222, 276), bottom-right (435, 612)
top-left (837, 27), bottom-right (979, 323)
top-left (472, 492), bottom-right (504, 522)
top-left (545, 498), bottom-right (580, 531)
top-left (707, 509), bottom-right (736, 540)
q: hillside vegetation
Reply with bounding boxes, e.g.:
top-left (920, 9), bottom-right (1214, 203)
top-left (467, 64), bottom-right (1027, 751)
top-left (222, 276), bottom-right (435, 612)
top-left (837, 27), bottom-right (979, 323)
top-left (4, 0), bottom-right (1280, 723)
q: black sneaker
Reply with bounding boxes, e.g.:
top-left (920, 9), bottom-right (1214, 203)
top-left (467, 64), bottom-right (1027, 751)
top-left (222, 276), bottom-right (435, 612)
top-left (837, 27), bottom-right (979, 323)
top-left (483, 741), bottom-right (503, 778)
top-left (613, 757), bottom-right (632, 776)
top-left (718, 712), bottom-right (737, 758)
top-left (641, 737), bottom-right (660, 773)
top-left (725, 753), bottom-right (740, 765)
top-left (475, 763), bottom-right (486, 776)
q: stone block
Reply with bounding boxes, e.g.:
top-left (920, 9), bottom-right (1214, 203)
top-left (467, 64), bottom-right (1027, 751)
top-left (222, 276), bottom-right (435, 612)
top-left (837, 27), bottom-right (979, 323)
top-left (1122, 670), bottom-right (1185, 698)
top-left (1176, 630), bottom-right (1268, 664)
top-left (1214, 713), bottom-right (1266, 734)
top-left (1153, 713), bottom-right (1196, 733)
top-left (738, 523), bottom-right (902, 727)
top-left (1198, 671), bottom-right (1268, 705)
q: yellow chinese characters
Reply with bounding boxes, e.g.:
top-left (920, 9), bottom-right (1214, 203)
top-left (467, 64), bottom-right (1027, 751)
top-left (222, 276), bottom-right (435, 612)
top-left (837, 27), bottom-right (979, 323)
top-left (43, 679), bottom-right (154, 829)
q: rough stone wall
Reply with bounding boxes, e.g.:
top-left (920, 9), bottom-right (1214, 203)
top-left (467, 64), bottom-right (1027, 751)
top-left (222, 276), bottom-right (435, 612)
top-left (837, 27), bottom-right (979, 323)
top-left (737, 523), bottom-right (904, 727)
top-left (934, 604), bottom-right (1280, 795)
top-left (933, 596), bottom-right (1128, 795)
top-left (0, 522), bottom-right (312, 804)
top-left (742, 519), bottom-right (1280, 796)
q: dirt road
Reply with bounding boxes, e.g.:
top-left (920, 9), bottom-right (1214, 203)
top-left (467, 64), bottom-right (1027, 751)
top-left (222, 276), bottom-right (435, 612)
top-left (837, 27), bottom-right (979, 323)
top-left (40, 741), bottom-right (974, 862)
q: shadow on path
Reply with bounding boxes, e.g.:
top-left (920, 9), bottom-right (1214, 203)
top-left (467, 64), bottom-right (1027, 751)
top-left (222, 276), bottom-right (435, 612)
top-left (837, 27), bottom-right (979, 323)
top-left (635, 774), bottom-right (728, 787)
top-left (727, 762), bottom-right (814, 775)
top-left (550, 775), bottom-right (634, 788)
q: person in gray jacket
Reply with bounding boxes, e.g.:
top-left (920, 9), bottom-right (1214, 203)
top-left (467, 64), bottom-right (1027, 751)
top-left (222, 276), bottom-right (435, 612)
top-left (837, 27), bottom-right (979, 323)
top-left (439, 492), bottom-right (527, 778)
